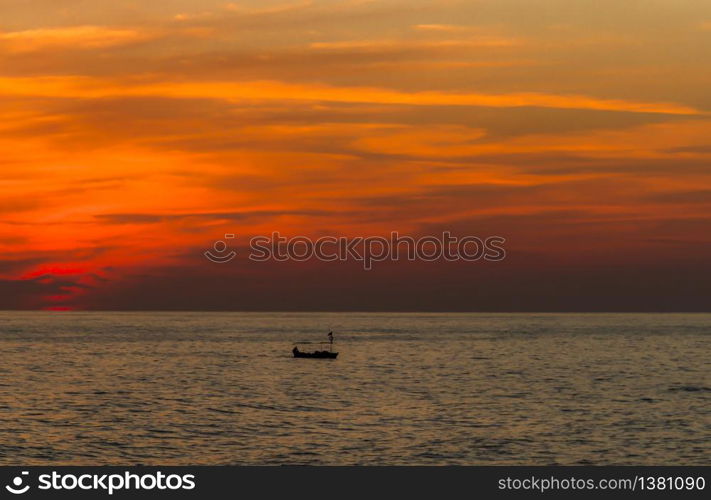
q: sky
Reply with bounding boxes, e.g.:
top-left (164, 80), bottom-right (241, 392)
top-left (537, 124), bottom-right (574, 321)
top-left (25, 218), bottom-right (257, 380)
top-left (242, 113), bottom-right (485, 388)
top-left (0, 0), bottom-right (710, 311)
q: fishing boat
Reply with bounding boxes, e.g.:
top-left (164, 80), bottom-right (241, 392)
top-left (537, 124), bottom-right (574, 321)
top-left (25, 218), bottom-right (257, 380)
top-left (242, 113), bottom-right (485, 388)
top-left (292, 332), bottom-right (338, 359)
top-left (292, 347), bottom-right (338, 359)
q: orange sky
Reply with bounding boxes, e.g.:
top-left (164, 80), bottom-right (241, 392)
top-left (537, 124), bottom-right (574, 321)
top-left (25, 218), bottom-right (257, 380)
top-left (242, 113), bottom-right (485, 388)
top-left (1, 0), bottom-right (710, 310)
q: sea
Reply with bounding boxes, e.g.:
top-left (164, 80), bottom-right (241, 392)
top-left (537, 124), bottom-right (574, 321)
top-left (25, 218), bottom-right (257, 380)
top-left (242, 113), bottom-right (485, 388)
top-left (0, 312), bottom-right (708, 465)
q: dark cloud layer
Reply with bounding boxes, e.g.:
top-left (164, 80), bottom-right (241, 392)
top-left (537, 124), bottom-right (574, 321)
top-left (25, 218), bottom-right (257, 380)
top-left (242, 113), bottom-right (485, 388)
top-left (73, 253), bottom-right (711, 312)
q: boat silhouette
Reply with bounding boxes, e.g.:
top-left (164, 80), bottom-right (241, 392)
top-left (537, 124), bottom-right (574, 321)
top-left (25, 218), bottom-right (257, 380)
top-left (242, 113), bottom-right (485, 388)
top-left (292, 347), bottom-right (338, 359)
top-left (292, 331), bottom-right (338, 359)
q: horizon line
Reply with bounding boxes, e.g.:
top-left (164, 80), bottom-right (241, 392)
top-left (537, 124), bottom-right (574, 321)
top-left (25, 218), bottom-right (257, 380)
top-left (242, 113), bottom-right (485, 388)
top-left (1, 309), bottom-right (710, 314)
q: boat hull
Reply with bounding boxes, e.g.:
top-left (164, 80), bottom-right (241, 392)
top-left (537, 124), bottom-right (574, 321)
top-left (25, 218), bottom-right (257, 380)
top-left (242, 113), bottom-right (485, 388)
top-left (293, 351), bottom-right (338, 359)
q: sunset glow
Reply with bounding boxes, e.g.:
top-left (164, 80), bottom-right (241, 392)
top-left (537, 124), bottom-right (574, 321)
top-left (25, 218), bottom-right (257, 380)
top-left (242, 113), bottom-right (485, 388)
top-left (1, 0), bottom-right (710, 310)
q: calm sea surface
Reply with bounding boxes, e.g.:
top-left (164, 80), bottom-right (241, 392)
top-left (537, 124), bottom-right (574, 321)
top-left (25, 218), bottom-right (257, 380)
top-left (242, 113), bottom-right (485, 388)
top-left (0, 312), bottom-right (708, 465)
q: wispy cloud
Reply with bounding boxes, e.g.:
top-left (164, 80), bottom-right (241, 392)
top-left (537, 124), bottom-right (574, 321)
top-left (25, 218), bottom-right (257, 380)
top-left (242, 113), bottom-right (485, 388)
top-left (309, 37), bottom-right (520, 50)
top-left (412, 24), bottom-right (472, 32)
top-left (0, 76), bottom-right (701, 115)
top-left (0, 26), bottom-right (156, 53)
